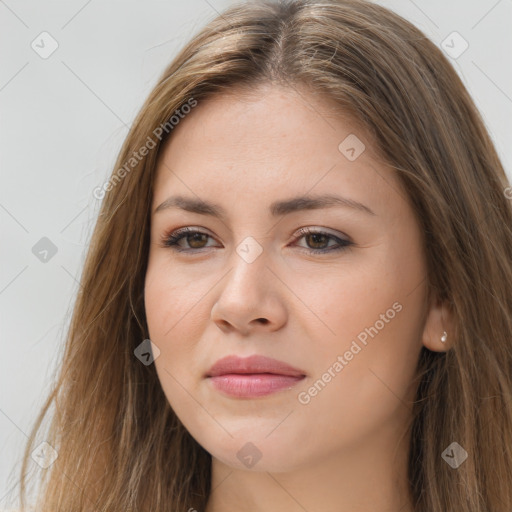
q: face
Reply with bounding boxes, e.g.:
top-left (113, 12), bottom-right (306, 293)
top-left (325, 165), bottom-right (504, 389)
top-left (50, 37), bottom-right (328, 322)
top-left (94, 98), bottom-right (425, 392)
top-left (144, 83), bottom-right (437, 473)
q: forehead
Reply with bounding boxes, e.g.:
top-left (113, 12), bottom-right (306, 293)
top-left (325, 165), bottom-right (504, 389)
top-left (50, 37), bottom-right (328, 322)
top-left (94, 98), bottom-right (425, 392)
top-left (152, 84), bottom-right (405, 219)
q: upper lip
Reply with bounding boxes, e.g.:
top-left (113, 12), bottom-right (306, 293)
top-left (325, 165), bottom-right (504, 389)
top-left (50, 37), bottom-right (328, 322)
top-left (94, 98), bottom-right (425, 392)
top-left (206, 355), bottom-right (306, 378)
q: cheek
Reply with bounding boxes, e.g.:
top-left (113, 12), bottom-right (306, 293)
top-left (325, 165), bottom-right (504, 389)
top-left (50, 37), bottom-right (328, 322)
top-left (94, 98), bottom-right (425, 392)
top-left (317, 234), bottom-right (426, 349)
top-left (296, 245), bottom-right (425, 409)
top-left (144, 260), bottom-right (211, 428)
top-left (144, 258), bottom-right (209, 387)
top-left (144, 255), bottom-right (207, 340)
top-left (289, 280), bottom-right (423, 457)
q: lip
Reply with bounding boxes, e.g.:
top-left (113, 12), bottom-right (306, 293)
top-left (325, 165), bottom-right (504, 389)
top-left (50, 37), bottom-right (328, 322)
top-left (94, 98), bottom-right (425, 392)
top-left (206, 354), bottom-right (306, 378)
top-left (205, 355), bottom-right (307, 398)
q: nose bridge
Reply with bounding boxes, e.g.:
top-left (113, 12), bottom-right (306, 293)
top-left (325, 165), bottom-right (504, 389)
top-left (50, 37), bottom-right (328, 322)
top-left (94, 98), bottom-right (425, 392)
top-left (226, 234), bottom-right (271, 295)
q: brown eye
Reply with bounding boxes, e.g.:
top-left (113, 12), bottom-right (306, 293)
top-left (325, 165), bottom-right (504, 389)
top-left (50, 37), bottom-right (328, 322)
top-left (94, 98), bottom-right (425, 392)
top-left (304, 232), bottom-right (330, 250)
top-left (293, 227), bottom-right (353, 254)
top-left (161, 228), bottom-right (217, 252)
top-left (187, 232), bottom-right (209, 248)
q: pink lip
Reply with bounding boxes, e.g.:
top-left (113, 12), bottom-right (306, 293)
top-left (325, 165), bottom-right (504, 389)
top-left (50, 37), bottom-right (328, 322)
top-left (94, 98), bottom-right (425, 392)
top-left (205, 355), bottom-right (306, 398)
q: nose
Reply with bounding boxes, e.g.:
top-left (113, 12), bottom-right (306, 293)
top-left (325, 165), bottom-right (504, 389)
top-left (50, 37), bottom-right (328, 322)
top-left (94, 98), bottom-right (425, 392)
top-left (210, 245), bottom-right (287, 336)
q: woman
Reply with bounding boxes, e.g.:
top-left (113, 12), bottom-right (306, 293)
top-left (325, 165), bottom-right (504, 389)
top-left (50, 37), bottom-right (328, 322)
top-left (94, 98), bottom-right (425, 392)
top-left (18, 0), bottom-right (512, 510)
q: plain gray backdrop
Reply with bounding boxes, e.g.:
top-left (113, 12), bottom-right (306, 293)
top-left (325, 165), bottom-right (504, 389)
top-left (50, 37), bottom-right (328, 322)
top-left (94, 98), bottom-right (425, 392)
top-left (1, 0), bottom-right (511, 506)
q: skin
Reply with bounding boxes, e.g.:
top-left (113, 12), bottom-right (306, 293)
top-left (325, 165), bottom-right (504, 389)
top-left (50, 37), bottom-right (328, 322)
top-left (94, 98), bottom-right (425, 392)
top-left (144, 82), bottom-right (453, 512)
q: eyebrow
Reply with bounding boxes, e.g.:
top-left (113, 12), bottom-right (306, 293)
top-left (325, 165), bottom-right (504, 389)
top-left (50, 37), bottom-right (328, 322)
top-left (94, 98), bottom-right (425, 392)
top-left (154, 193), bottom-right (377, 218)
top-left (154, 193), bottom-right (376, 219)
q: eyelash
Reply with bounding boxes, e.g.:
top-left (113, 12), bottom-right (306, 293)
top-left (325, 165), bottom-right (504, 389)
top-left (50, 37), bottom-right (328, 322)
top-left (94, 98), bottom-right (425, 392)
top-left (159, 226), bottom-right (353, 255)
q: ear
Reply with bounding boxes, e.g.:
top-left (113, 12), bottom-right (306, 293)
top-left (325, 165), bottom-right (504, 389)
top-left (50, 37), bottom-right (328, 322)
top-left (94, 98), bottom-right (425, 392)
top-left (422, 296), bottom-right (455, 352)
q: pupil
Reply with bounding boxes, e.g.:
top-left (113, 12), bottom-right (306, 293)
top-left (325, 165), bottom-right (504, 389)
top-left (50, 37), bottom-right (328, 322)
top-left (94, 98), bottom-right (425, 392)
top-left (308, 233), bottom-right (327, 248)
top-left (189, 233), bottom-right (207, 248)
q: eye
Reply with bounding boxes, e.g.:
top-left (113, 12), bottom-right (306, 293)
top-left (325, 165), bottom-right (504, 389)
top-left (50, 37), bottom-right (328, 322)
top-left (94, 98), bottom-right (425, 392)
top-left (159, 226), bottom-right (353, 255)
top-left (159, 227), bottom-right (218, 252)
top-left (291, 227), bottom-right (353, 254)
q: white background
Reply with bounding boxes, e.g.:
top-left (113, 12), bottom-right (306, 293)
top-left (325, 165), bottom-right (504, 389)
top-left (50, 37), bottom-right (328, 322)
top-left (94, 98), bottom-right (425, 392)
top-left (1, 0), bottom-right (511, 506)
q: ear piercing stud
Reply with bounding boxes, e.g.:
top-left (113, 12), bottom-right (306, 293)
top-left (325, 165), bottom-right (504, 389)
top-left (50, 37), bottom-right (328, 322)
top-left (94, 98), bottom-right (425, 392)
top-left (441, 331), bottom-right (448, 343)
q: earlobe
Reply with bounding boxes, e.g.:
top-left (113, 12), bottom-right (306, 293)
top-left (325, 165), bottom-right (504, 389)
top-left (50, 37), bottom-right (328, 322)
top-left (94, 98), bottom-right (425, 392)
top-left (421, 298), bottom-right (454, 352)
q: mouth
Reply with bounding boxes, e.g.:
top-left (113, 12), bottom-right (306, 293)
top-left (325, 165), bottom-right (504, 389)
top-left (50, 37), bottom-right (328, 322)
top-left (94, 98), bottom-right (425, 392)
top-left (207, 373), bottom-right (306, 398)
top-left (205, 354), bottom-right (306, 398)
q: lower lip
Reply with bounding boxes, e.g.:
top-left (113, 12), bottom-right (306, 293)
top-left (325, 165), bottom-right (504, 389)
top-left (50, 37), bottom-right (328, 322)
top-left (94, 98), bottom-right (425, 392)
top-left (208, 373), bottom-right (305, 398)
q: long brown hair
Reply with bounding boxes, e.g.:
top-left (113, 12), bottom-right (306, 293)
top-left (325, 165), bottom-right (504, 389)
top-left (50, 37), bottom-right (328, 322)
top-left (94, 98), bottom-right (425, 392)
top-left (18, 0), bottom-right (512, 510)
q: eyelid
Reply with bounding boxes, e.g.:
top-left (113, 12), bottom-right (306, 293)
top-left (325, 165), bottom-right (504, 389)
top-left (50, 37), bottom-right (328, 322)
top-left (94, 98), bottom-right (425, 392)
top-left (290, 226), bottom-right (353, 252)
top-left (293, 226), bottom-right (349, 240)
top-left (158, 226), bottom-right (219, 247)
top-left (159, 225), bottom-right (353, 255)
top-left (162, 225), bottom-right (349, 242)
